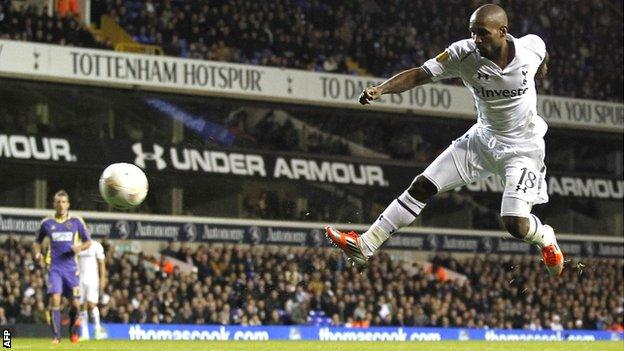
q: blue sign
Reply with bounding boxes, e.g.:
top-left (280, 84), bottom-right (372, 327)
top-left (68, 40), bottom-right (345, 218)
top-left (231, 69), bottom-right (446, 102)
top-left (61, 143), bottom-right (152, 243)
top-left (94, 324), bottom-right (623, 341)
top-left (2, 210), bottom-right (622, 257)
top-left (145, 98), bottom-right (235, 146)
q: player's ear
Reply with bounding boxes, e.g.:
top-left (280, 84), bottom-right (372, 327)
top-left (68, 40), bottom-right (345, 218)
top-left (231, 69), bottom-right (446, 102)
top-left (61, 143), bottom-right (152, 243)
top-left (499, 26), bottom-right (508, 37)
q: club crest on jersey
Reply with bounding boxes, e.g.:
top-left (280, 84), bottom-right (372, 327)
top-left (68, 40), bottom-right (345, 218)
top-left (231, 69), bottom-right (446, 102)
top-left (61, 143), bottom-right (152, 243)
top-left (521, 69), bottom-right (528, 85)
top-left (476, 72), bottom-right (490, 80)
top-left (435, 50), bottom-right (450, 63)
top-left (66, 222), bottom-right (72, 229)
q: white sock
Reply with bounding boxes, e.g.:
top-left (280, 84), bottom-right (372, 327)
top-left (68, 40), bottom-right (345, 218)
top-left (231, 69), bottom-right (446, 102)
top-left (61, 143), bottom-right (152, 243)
top-left (360, 190), bottom-right (425, 257)
top-left (360, 226), bottom-right (390, 257)
top-left (92, 306), bottom-right (101, 330)
top-left (524, 214), bottom-right (554, 249)
top-left (80, 310), bottom-right (90, 339)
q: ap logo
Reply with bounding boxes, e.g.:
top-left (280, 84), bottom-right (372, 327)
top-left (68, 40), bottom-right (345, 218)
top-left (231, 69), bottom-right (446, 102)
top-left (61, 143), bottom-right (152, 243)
top-left (132, 143), bottom-right (167, 170)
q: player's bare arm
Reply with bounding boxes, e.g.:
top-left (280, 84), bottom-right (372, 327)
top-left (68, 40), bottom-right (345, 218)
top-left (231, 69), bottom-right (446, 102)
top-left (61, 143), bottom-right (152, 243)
top-left (98, 258), bottom-right (107, 290)
top-left (359, 67), bottom-right (433, 105)
top-left (72, 240), bottom-right (92, 254)
top-left (32, 241), bottom-right (43, 263)
top-left (537, 51), bottom-right (549, 79)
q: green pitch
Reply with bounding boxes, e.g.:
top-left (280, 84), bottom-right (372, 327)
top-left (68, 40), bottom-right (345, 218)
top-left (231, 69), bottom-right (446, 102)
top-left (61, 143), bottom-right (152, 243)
top-left (8, 339), bottom-right (624, 351)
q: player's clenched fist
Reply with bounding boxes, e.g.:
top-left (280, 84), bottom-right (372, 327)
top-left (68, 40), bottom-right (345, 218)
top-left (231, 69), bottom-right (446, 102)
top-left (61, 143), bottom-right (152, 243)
top-left (359, 86), bottom-right (383, 105)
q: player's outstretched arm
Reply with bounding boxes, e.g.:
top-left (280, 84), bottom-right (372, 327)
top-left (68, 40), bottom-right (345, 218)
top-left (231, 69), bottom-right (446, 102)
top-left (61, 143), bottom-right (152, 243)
top-left (359, 67), bottom-right (433, 105)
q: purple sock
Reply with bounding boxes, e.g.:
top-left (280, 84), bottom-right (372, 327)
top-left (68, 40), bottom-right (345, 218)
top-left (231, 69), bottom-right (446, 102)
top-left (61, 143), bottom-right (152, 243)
top-left (52, 308), bottom-right (61, 339)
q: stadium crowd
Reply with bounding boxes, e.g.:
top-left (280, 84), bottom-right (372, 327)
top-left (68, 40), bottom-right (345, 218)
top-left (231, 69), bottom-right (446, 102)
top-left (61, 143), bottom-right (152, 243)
top-left (249, 112), bottom-right (351, 157)
top-left (1, 236), bottom-right (623, 331)
top-left (95, 0), bottom-right (622, 102)
top-left (1, 0), bottom-right (621, 101)
top-left (0, 1), bottom-right (111, 49)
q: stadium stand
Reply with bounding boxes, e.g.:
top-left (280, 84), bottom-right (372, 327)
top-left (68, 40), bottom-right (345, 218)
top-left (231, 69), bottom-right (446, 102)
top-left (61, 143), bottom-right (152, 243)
top-left (2, 1), bottom-right (621, 100)
top-left (1, 237), bottom-right (622, 330)
top-left (93, 0), bottom-right (623, 102)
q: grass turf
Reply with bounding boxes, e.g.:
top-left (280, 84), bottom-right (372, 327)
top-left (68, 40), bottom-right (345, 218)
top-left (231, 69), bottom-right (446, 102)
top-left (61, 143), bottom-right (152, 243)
top-left (8, 339), bottom-right (624, 351)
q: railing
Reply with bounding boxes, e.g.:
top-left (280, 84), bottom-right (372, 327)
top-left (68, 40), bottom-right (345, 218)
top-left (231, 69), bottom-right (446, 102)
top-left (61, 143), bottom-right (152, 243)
top-left (115, 42), bottom-right (163, 56)
top-left (99, 15), bottom-right (163, 56)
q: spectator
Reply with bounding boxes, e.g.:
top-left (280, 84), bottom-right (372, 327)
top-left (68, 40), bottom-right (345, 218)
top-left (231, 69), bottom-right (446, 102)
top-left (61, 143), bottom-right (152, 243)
top-left (57, 0), bottom-right (78, 18)
top-left (1, 3), bottom-right (111, 49)
top-left (16, 303), bottom-right (34, 323)
top-left (1, 237), bottom-right (622, 330)
top-left (32, 301), bottom-right (48, 324)
top-left (550, 314), bottom-right (564, 331)
top-left (0, 307), bottom-right (8, 325)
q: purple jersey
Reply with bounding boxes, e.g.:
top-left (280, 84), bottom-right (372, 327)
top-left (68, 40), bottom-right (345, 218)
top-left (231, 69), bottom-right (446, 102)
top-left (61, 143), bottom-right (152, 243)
top-left (36, 216), bottom-right (91, 272)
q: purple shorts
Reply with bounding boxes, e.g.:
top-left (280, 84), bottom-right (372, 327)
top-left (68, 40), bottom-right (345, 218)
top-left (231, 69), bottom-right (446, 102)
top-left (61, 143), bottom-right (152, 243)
top-left (47, 268), bottom-right (80, 298)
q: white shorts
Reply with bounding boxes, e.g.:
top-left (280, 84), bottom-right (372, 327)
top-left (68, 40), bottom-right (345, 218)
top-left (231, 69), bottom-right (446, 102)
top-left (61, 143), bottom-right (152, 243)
top-left (422, 125), bottom-right (548, 217)
top-left (80, 281), bottom-right (99, 304)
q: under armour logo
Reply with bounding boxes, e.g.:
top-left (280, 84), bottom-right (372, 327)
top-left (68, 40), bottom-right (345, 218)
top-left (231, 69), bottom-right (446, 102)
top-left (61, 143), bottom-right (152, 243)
top-left (476, 72), bottom-right (490, 80)
top-left (132, 143), bottom-right (167, 170)
top-left (521, 69), bottom-right (528, 85)
top-left (515, 185), bottom-right (528, 193)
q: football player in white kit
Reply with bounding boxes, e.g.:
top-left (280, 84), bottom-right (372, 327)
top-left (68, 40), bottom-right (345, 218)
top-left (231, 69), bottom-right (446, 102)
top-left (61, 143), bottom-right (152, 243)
top-left (326, 4), bottom-right (564, 276)
top-left (77, 239), bottom-right (106, 339)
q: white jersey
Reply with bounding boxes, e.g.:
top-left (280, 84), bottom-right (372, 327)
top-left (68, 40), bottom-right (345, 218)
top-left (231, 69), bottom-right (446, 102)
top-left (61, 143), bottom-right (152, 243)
top-left (78, 240), bottom-right (105, 284)
top-left (423, 34), bottom-right (548, 145)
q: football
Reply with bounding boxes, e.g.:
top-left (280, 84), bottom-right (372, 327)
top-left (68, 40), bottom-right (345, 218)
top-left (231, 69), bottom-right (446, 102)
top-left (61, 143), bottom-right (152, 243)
top-left (98, 163), bottom-right (149, 209)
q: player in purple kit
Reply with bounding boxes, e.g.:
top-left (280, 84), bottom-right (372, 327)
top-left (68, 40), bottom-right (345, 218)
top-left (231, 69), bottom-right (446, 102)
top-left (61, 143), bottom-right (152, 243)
top-left (32, 190), bottom-right (92, 344)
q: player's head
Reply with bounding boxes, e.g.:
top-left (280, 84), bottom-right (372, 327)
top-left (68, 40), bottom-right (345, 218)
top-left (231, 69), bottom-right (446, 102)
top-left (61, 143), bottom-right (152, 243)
top-left (53, 190), bottom-right (70, 217)
top-left (469, 4), bottom-right (508, 57)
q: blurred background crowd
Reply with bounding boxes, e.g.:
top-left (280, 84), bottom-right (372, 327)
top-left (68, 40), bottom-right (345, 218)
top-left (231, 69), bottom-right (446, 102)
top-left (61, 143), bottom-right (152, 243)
top-left (1, 237), bottom-right (622, 331)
